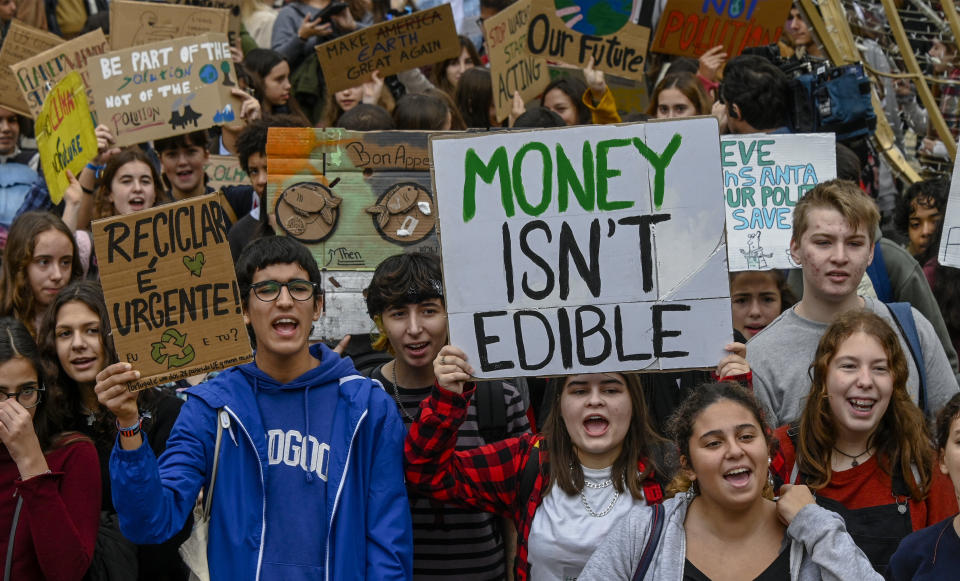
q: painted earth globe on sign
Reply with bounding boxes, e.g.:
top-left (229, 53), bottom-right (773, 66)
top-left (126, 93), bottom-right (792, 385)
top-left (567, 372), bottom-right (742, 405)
top-left (554, 0), bottom-right (632, 36)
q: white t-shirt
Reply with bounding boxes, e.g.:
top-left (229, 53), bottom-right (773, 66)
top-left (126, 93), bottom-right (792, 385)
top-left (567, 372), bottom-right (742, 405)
top-left (527, 466), bottom-right (645, 581)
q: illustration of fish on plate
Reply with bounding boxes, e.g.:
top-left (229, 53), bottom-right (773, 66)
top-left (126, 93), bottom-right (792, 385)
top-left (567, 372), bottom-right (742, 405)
top-left (276, 181), bottom-right (343, 243)
top-left (365, 182), bottom-right (436, 245)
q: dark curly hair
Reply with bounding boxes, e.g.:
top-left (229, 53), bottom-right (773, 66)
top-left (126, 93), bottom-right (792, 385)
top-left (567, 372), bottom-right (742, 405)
top-left (720, 55), bottom-right (791, 131)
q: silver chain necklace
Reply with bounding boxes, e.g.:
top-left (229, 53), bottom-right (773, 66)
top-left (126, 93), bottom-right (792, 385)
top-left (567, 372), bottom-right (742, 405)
top-left (580, 478), bottom-right (620, 518)
top-left (390, 362), bottom-right (418, 422)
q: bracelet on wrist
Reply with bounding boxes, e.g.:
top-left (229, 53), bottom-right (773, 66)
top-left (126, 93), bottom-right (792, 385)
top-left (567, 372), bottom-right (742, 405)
top-left (116, 416), bottom-right (143, 438)
top-left (86, 162), bottom-right (105, 179)
top-left (80, 185), bottom-right (95, 195)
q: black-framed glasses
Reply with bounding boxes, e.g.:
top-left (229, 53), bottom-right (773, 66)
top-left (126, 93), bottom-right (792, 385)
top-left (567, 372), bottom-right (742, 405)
top-left (250, 279), bottom-right (318, 302)
top-left (0, 386), bottom-right (44, 408)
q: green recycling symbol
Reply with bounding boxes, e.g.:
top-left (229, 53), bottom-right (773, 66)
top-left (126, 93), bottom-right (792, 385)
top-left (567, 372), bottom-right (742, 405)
top-left (150, 328), bottom-right (196, 369)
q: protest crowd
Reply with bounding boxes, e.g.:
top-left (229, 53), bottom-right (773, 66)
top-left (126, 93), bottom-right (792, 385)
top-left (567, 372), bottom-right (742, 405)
top-left (6, 0), bottom-right (960, 579)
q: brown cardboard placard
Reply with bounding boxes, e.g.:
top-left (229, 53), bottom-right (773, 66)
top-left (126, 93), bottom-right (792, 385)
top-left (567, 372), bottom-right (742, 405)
top-left (12, 28), bottom-right (110, 119)
top-left (651, 0), bottom-right (791, 58)
top-left (315, 4), bottom-right (460, 94)
top-left (0, 21), bottom-right (62, 116)
top-left (92, 193), bottom-right (253, 390)
top-left (485, 0), bottom-right (550, 122)
top-left (525, 0), bottom-right (649, 81)
top-left (266, 127), bottom-right (439, 270)
top-left (164, 0), bottom-right (242, 46)
top-left (205, 155), bottom-right (249, 190)
top-left (109, 1), bottom-right (231, 49)
top-left (89, 33), bottom-right (239, 147)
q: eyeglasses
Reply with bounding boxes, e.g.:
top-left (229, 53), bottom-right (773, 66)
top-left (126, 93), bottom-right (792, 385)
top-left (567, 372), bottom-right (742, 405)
top-left (249, 279), bottom-right (318, 302)
top-left (0, 386), bottom-right (44, 408)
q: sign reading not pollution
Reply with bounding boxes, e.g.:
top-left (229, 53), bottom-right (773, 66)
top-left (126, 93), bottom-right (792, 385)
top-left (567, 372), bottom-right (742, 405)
top-left (315, 4), bottom-right (460, 94)
top-left (36, 73), bottom-right (98, 205)
top-left (652, 0), bottom-right (791, 58)
top-left (0, 21), bottom-right (62, 116)
top-left (723, 133), bottom-right (835, 271)
top-left (92, 193), bottom-right (253, 390)
top-left (90, 33), bottom-right (240, 147)
top-left (525, 0), bottom-right (650, 81)
top-left (12, 29), bottom-right (110, 119)
top-left (485, 0), bottom-right (550, 122)
top-left (431, 118), bottom-right (732, 379)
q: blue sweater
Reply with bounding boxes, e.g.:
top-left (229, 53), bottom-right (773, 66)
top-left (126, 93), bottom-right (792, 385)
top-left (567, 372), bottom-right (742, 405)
top-left (110, 343), bottom-right (413, 581)
top-left (886, 515), bottom-right (960, 581)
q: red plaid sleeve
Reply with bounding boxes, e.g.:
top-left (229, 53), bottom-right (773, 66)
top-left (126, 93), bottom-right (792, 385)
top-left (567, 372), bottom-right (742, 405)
top-left (405, 383), bottom-right (538, 521)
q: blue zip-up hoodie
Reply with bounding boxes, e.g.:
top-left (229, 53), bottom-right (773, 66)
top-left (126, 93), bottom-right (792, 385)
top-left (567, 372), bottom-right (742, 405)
top-left (110, 343), bottom-right (413, 581)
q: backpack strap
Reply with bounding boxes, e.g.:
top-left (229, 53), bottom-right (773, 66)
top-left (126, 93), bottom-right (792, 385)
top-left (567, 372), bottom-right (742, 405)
top-left (865, 241), bottom-right (893, 303)
top-left (4, 496), bottom-right (22, 581)
top-left (884, 302), bottom-right (928, 415)
top-left (477, 381), bottom-right (508, 443)
top-left (518, 439), bottom-right (541, 506)
top-left (204, 409), bottom-right (228, 519)
top-left (631, 502), bottom-right (664, 581)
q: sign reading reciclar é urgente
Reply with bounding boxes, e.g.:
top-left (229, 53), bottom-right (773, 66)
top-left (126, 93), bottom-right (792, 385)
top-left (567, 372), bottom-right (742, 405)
top-left (92, 193), bottom-right (253, 390)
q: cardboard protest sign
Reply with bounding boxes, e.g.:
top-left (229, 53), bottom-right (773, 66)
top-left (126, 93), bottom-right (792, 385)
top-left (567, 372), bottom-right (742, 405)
top-left (266, 128), bottom-right (439, 270)
top-left (12, 29), bottom-right (110, 119)
top-left (652, 0), bottom-right (791, 58)
top-left (431, 118), bottom-right (732, 378)
top-left (35, 72), bottom-right (98, 205)
top-left (315, 4), bottom-right (460, 94)
top-left (525, 0), bottom-right (650, 81)
top-left (485, 0), bottom-right (550, 122)
top-left (110, 1), bottom-right (231, 49)
top-left (90, 33), bottom-right (239, 147)
top-left (92, 194), bottom-right (253, 390)
top-left (164, 0), bottom-right (242, 46)
top-left (205, 155), bottom-right (249, 190)
top-left (936, 160), bottom-right (960, 268)
top-left (0, 21), bottom-right (62, 116)
top-left (724, 133), bottom-right (835, 271)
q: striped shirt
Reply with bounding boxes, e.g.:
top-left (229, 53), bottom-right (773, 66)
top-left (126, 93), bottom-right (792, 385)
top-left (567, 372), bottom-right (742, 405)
top-left (373, 365), bottom-right (531, 580)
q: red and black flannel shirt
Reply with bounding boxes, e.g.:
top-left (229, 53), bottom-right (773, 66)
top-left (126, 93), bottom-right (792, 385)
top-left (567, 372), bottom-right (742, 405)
top-left (405, 383), bottom-right (663, 580)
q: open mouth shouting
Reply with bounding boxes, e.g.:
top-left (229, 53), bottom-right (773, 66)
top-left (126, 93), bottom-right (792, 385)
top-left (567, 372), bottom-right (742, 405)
top-left (723, 466), bottom-right (753, 488)
top-left (584, 414), bottom-right (609, 436)
top-left (272, 316), bottom-right (300, 338)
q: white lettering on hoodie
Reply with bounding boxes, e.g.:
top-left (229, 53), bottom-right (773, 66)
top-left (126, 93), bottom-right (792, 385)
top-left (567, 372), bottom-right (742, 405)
top-left (266, 429), bottom-right (330, 481)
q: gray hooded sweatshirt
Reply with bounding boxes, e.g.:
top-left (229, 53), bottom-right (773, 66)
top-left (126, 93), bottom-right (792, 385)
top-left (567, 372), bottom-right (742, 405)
top-left (579, 494), bottom-right (882, 581)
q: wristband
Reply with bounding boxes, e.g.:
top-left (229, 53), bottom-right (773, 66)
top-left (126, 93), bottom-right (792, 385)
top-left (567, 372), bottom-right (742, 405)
top-left (116, 416), bottom-right (143, 438)
top-left (86, 162), bottom-right (105, 179)
top-left (81, 185), bottom-right (95, 195)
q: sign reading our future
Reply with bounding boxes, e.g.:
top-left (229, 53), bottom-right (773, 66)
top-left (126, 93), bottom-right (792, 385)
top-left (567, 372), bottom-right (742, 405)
top-left (92, 194), bottom-right (253, 390)
top-left (90, 33), bottom-right (240, 147)
top-left (723, 133), bottom-right (835, 271)
top-left (432, 118), bottom-right (732, 379)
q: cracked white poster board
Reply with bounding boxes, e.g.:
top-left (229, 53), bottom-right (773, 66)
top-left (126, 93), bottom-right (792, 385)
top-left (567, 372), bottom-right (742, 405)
top-left (724, 133), bottom-right (835, 271)
top-left (431, 117), bottom-right (732, 379)
top-left (937, 160), bottom-right (960, 268)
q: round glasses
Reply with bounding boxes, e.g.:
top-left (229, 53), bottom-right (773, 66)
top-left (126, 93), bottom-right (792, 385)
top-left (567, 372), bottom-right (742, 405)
top-left (249, 279), bottom-right (318, 302)
top-left (0, 386), bottom-right (44, 408)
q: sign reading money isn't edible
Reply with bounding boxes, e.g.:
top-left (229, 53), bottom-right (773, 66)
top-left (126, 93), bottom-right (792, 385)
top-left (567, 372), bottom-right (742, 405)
top-left (92, 194), bottom-right (252, 390)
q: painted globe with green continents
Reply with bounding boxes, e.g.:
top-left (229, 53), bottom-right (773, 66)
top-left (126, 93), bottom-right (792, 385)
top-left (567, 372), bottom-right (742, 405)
top-left (554, 0), bottom-right (633, 36)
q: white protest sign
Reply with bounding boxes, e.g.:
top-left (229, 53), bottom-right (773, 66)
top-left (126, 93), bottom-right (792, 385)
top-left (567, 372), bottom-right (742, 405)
top-left (937, 160), bottom-right (960, 267)
top-left (723, 133), bottom-right (836, 271)
top-left (432, 118), bottom-right (732, 379)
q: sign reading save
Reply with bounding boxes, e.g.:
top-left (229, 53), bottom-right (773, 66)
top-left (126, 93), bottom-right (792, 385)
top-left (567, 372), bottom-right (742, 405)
top-left (431, 118), bottom-right (732, 378)
top-left (92, 194), bottom-right (252, 390)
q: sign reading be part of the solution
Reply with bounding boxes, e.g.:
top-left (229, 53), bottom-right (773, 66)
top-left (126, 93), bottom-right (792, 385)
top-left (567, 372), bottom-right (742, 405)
top-left (485, 0), bottom-right (550, 123)
top-left (92, 194), bottom-right (253, 390)
top-left (525, 0), bottom-right (650, 81)
top-left (315, 4), bottom-right (460, 94)
top-left (90, 33), bottom-right (239, 147)
top-left (431, 118), bottom-right (732, 379)
top-left (723, 133), bottom-right (835, 271)
top-left (36, 73), bottom-right (98, 205)
top-left (652, 0), bottom-right (791, 58)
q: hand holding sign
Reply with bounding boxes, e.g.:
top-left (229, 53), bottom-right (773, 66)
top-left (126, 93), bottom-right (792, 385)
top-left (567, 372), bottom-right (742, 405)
top-left (95, 362), bottom-right (141, 427)
top-left (434, 345), bottom-right (474, 395)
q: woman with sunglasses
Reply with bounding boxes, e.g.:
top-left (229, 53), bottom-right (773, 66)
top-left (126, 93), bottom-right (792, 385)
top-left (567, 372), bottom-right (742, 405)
top-left (0, 316), bottom-right (100, 580)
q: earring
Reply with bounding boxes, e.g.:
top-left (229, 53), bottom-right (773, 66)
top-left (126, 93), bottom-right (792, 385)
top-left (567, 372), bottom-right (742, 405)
top-left (689, 479), bottom-right (699, 496)
top-left (767, 457), bottom-right (775, 490)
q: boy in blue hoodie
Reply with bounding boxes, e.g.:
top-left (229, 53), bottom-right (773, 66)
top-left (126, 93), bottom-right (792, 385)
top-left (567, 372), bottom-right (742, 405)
top-left (96, 236), bottom-right (413, 580)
